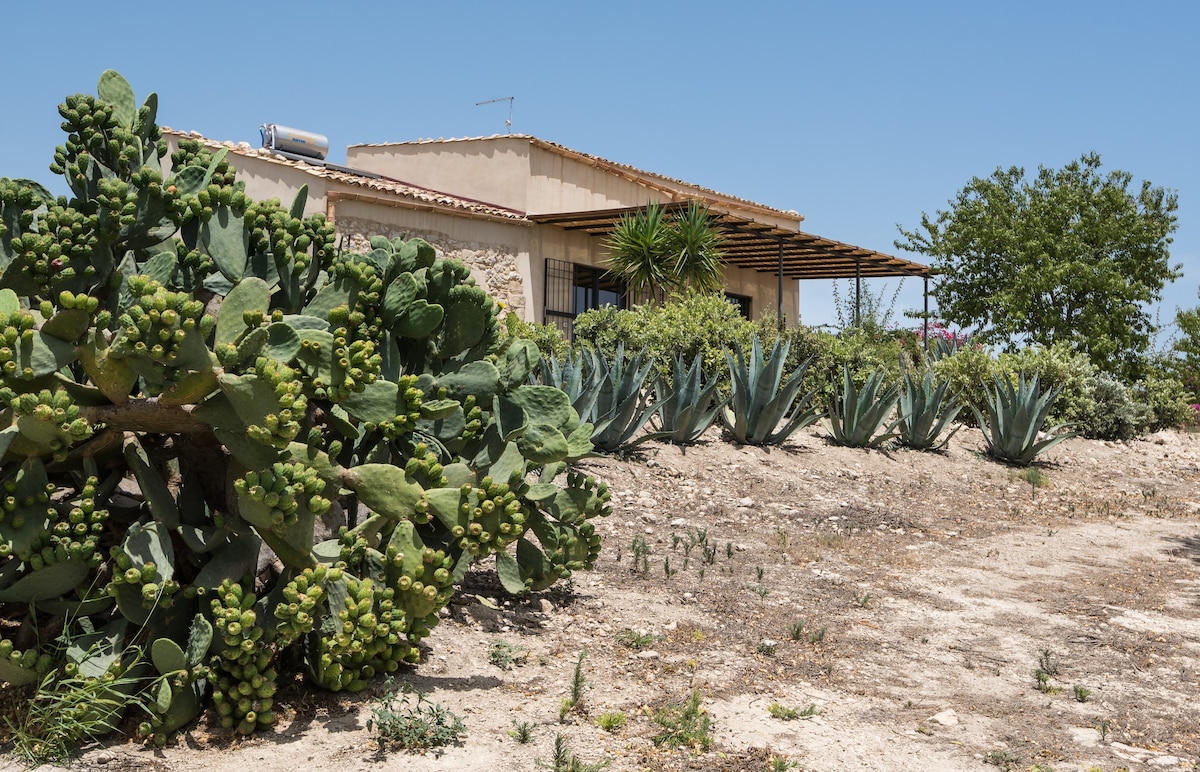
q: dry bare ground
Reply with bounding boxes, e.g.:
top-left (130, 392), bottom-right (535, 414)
top-left (18, 425), bottom-right (1200, 772)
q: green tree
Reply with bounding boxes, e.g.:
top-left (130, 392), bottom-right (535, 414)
top-left (896, 152), bottom-right (1180, 380)
top-left (604, 201), bottom-right (725, 302)
top-left (1172, 287), bottom-right (1200, 401)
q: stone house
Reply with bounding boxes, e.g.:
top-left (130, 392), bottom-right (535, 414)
top-left (164, 130), bottom-right (927, 336)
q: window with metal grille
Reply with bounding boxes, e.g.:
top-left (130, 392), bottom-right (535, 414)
top-left (543, 259), bottom-right (626, 339)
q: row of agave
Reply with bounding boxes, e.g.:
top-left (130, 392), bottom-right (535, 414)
top-left (541, 334), bottom-right (1074, 466)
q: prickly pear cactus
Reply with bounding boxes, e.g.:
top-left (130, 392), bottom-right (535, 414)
top-left (0, 71), bottom-right (610, 741)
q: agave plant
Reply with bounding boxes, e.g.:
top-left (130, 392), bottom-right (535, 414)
top-left (897, 368), bottom-right (962, 450)
top-left (823, 365), bottom-right (901, 448)
top-left (651, 354), bottom-right (725, 445)
top-left (538, 350), bottom-right (602, 421)
top-left (973, 372), bottom-right (1077, 465)
top-left (588, 344), bottom-right (660, 452)
top-left (722, 334), bottom-right (820, 446)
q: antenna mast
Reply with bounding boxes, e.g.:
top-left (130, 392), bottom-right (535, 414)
top-left (475, 96), bottom-right (514, 134)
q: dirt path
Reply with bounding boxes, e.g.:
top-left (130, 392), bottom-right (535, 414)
top-left (20, 427), bottom-right (1200, 771)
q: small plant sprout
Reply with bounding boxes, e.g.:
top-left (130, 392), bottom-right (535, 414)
top-left (651, 690), bottom-right (713, 750)
top-left (748, 583), bottom-right (768, 598)
top-left (982, 749), bottom-right (1020, 769)
top-left (367, 680), bottom-right (467, 751)
top-left (725, 541), bottom-right (734, 559)
top-left (768, 702), bottom-right (822, 720)
top-left (631, 535), bottom-right (651, 576)
top-left (1019, 466), bottom-right (1047, 497)
top-left (853, 590), bottom-right (872, 608)
top-left (1073, 685), bottom-right (1092, 703)
top-left (757, 640), bottom-right (778, 656)
top-left (788, 621), bottom-right (806, 640)
top-left (595, 711), bottom-right (627, 732)
top-left (538, 734), bottom-right (609, 772)
top-left (663, 557), bottom-right (677, 578)
top-left (808, 626), bottom-right (827, 645)
top-left (769, 756), bottom-right (799, 771)
top-left (559, 651), bottom-right (589, 721)
top-left (509, 719), bottom-right (536, 743)
top-left (1038, 649), bottom-right (1059, 675)
top-left (756, 565), bottom-right (765, 582)
top-left (489, 639), bottom-right (527, 670)
top-left (616, 629), bottom-right (660, 650)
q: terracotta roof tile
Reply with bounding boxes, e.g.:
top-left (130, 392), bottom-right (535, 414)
top-left (161, 128), bottom-right (528, 222)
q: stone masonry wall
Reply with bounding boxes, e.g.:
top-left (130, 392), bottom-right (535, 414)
top-left (337, 216), bottom-right (527, 319)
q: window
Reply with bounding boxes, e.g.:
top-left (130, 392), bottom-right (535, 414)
top-left (544, 259), bottom-right (626, 339)
top-left (724, 291), bottom-right (751, 319)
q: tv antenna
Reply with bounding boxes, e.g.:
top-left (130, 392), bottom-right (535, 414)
top-left (476, 96), bottom-right (514, 134)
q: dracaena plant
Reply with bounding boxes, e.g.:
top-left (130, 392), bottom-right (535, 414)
top-left (822, 365), bottom-right (901, 448)
top-left (722, 334), bottom-right (820, 446)
top-left (896, 368), bottom-right (962, 451)
top-left (650, 354), bottom-right (725, 445)
top-left (972, 372), bottom-right (1077, 465)
top-left (0, 71), bottom-right (612, 745)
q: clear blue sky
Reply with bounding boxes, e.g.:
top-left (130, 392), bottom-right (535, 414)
top-left (3, 1), bottom-right (1197, 339)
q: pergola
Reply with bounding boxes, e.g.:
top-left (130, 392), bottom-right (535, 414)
top-left (529, 202), bottom-right (931, 329)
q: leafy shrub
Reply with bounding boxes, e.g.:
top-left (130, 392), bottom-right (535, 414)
top-left (934, 344), bottom-right (997, 424)
top-left (1135, 371), bottom-right (1197, 432)
top-left (367, 682), bottom-right (467, 750)
top-left (1071, 374), bottom-right (1147, 440)
top-left (574, 291), bottom-right (757, 385)
top-left (502, 312), bottom-right (567, 358)
top-left (572, 305), bottom-right (642, 360)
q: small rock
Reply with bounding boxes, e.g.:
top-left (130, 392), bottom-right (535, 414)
top-left (1149, 756), bottom-right (1183, 767)
top-left (635, 650), bottom-right (661, 659)
top-left (539, 599), bottom-right (554, 614)
top-left (737, 497), bottom-right (755, 508)
top-left (930, 709), bottom-right (958, 726)
top-left (1069, 727), bottom-right (1100, 747)
top-left (670, 518), bottom-right (688, 527)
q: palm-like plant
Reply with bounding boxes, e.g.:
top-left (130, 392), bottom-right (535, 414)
top-left (604, 201), bottom-right (725, 302)
top-left (897, 368), bottom-right (962, 450)
top-left (651, 354), bottom-right (725, 445)
top-left (604, 203), bottom-right (670, 302)
top-left (973, 372), bottom-right (1077, 465)
top-left (823, 366), bottom-right (902, 448)
top-left (667, 201), bottom-right (725, 295)
top-left (722, 334), bottom-right (820, 446)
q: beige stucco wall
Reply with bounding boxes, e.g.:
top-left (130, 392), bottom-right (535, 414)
top-left (347, 137), bottom-right (532, 212)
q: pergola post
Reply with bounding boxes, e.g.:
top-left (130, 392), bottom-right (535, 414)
top-left (777, 238), bottom-right (784, 332)
top-left (854, 258), bottom-right (862, 328)
top-left (923, 276), bottom-right (930, 351)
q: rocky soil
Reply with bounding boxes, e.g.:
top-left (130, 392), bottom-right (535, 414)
top-left (17, 424), bottom-right (1200, 772)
